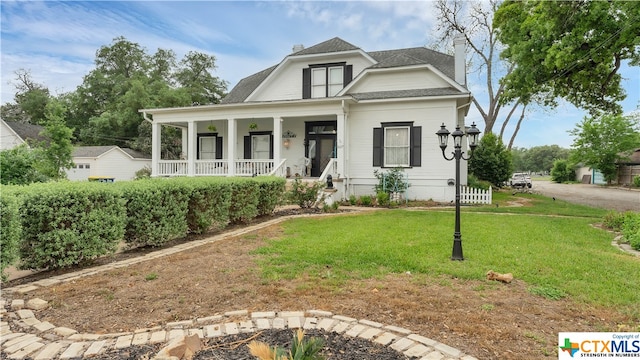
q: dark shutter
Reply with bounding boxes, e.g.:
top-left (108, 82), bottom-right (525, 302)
top-left (244, 136), bottom-right (251, 159)
top-left (410, 126), bottom-right (422, 167)
top-left (269, 134), bottom-right (274, 159)
top-left (302, 68), bottom-right (311, 99)
top-left (373, 127), bottom-right (383, 167)
top-left (344, 64), bottom-right (353, 86)
top-left (216, 136), bottom-right (223, 159)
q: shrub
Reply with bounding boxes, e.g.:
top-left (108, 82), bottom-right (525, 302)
top-left (622, 212), bottom-right (640, 251)
top-left (134, 166), bottom-right (152, 180)
top-left (376, 191), bottom-right (390, 207)
top-left (469, 132), bottom-right (513, 187)
top-left (359, 195), bottom-right (372, 206)
top-left (633, 175), bottom-right (640, 188)
top-left (468, 174), bottom-right (492, 191)
top-left (550, 159), bottom-right (575, 183)
top-left (348, 194), bottom-right (357, 205)
top-left (603, 211), bottom-right (626, 231)
top-left (17, 182), bottom-right (126, 270)
top-left (254, 176), bottom-right (286, 216)
top-left (173, 177), bottom-right (232, 234)
top-left (374, 168), bottom-right (409, 194)
top-left (288, 177), bottom-right (323, 209)
top-left (227, 178), bottom-right (260, 223)
top-left (0, 190), bottom-right (22, 281)
top-left (120, 179), bottom-right (189, 248)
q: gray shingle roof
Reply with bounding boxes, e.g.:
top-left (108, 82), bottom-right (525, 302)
top-left (4, 121), bottom-right (46, 144)
top-left (292, 37), bottom-right (360, 55)
top-left (350, 88), bottom-right (461, 101)
top-left (72, 146), bottom-right (150, 159)
top-left (368, 47), bottom-right (455, 79)
top-left (220, 37), bottom-right (458, 104)
top-left (220, 65), bottom-right (277, 104)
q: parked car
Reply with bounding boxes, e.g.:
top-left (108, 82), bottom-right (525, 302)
top-left (510, 173), bottom-right (532, 188)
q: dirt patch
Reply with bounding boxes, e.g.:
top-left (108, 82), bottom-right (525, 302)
top-left (6, 211), bottom-right (633, 360)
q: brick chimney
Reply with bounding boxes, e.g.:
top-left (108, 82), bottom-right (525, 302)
top-left (454, 35), bottom-right (466, 86)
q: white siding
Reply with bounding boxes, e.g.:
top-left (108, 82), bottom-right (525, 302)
top-left (251, 54), bottom-right (374, 102)
top-left (347, 68), bottom-right (451, 94)
top-left (93, 150), bottom-right (150, 181)
top-left (67, 150), bottom-right (150, 181)
top-left (0, 121), bottom-right (24, 150)
top-left (345, 99), bottom-right (462, 202)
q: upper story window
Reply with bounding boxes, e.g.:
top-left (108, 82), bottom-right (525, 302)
top-left (303, 62), bottom-right (353, 99)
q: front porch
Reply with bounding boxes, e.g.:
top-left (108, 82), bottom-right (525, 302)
top-left (144, 105), bottom-right (345, 180)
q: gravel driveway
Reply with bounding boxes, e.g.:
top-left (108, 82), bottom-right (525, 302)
top-left (532, 180), bottom-right (640, 212)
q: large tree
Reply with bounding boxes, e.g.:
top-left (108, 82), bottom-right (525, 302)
top-left (494, 0), bottom-right (640, 115)
top-left (434, 0), bottom-right (528, 148)
top-left (71, 36), bottom-right (227, 154)
top-left (0, 69), bottom-right (52, 124)
top-left (469, 132), bottom-right (513, 187)
top-left (569, 113), bottom-right (640, 184)
top-left (37, 100), bottom-right (75, 180)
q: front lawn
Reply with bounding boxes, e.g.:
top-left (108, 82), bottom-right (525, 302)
top-left (256, 203), bottom-right (638, 317)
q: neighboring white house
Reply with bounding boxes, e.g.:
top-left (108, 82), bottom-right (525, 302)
top-left (66, 146), bottom-right (151, 181)
top-left (1, 119), bottom-right (46, 150)
top-left (139, 37), bottom-right (475, 201)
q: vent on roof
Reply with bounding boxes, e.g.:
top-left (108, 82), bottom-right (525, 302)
top-left (292, 44), bottom-right (304, 53)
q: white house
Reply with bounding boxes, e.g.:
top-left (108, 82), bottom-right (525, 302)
top-left (1, 119), bottom-right (45, 150)
top-left (140, 37), bottom-right (475, 201)
top-left (66, 146), bottom-right (151, 181)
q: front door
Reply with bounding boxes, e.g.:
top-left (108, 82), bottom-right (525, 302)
top-left (305, 121), bottom-right (337, 177)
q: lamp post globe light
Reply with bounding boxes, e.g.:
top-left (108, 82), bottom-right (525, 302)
top-left (436, 122), bottom-right (481, 260)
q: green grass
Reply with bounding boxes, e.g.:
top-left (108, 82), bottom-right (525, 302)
top-left (254, 208), bottom-right (639, 319)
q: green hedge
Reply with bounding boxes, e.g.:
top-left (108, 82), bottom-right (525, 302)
top-left (227, 178), bottom-right (260, 224)
top-left (0, 176), bottom-right (286, 275)
top-left (254, 176), bottom-right (286, 216)
top-left (0, 190), bottom-right (22, 281)
top-left (16, 182), bottom-right (126, 270)
top-left (172, 177), bottom-right (232, 234)
top-left (119, 179), bottom-right (190, 248)
top-left (622, 212), bottom-right (640, 251)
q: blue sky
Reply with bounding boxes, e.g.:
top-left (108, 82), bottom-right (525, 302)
top-left (1, 1), bottom-right (638, 148)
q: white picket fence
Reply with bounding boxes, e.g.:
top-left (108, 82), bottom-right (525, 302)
top-left (460, 186), bottom-right (492, 204)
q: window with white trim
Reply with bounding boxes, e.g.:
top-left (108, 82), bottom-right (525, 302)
top-left (197, 133), bottom-right (223, 160)
top-left (373, 122), bottom-right (421, 168)
top-left (302, 63), bottom-right (353, 99)
top-left (198, 136), bottom-right (216, 159)
top-left (384, 126), bottom-right (410, 167)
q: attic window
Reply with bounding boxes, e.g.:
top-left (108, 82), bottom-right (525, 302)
top-left (303, 62), bottom-right (353, 99)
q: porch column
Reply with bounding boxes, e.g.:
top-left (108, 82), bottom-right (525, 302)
top-left (273, 116), bottom-right (282, 168)
top-left (227, 118), bottom-right (236, 176)
top-left (181, 128), bottom-right (188, 159)
top-left (151, 121), bottom-right (161, 177)
top-left (187, 121), bottom-right (196, 176)
top-left (336, 112), bottom-right (346, 177)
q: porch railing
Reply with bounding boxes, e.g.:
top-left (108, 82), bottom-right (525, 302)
top-left (269, 159), bottom-right (287, 177)
top-left (158, 160), bottom-right (188, 176)
top-left (318, 158), bottom-right (338, 183)
top-left (158, 160), bottom-right (277, 177)
top-left (195, 160), bottom-right (227, 176)
top-left (235, 160), bottom-right (274, 176)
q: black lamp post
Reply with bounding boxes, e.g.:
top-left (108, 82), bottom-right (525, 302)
top-left (436, 122), bottom-right (481, 260)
